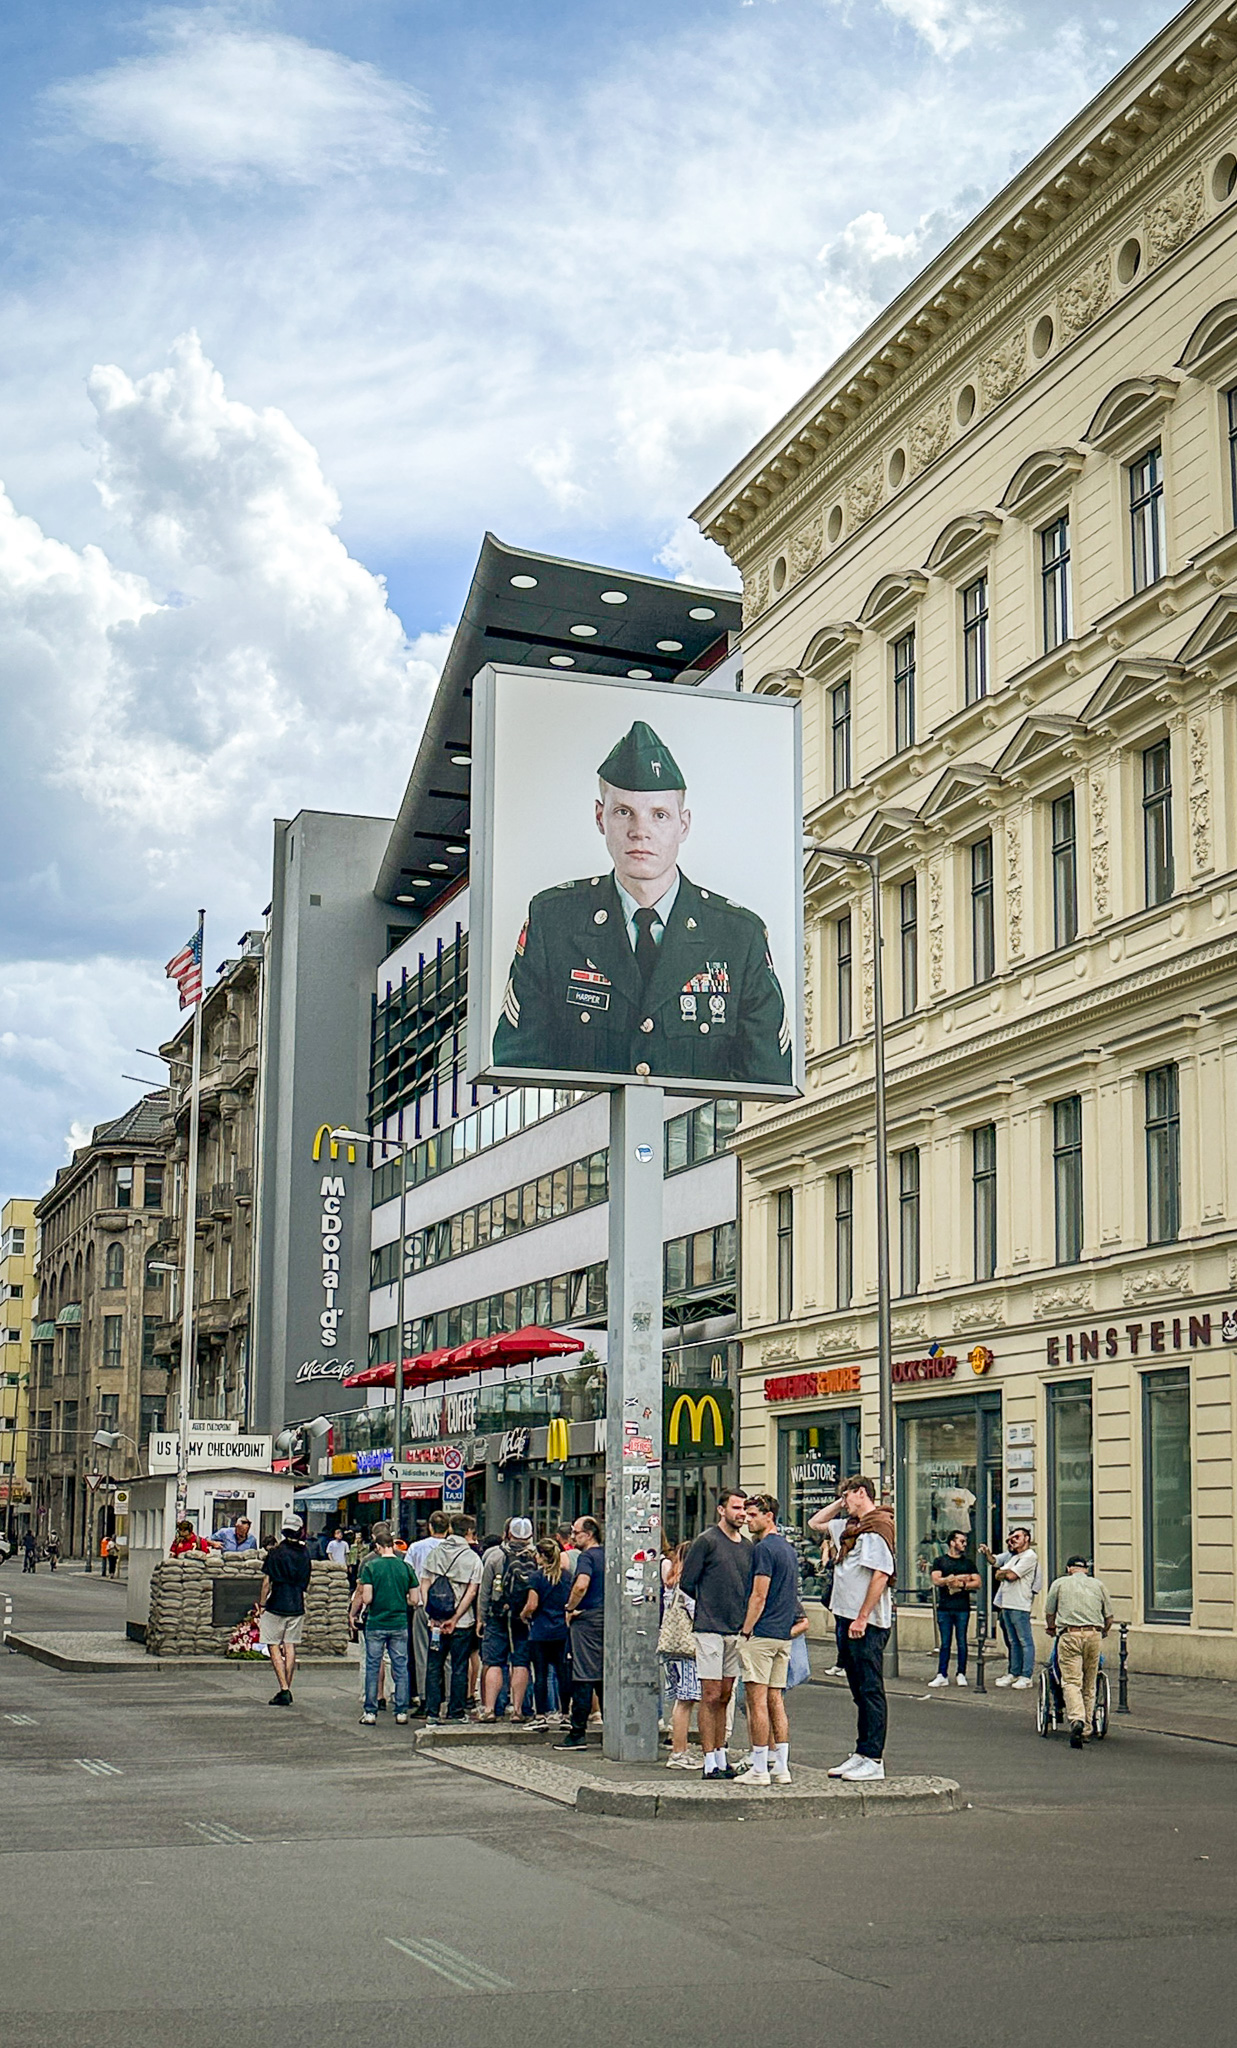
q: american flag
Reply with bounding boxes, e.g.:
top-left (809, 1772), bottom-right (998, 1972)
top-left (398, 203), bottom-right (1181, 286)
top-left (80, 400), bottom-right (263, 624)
top-left (165, 927), bottom-right (203, 1009)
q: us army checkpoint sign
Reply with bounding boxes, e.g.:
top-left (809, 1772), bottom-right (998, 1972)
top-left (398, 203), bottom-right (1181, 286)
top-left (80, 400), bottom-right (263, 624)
top-left (468, 664), bottom-right (803, 1102)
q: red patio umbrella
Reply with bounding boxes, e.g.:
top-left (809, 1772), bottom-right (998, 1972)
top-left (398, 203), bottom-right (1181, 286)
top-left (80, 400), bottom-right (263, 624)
top-left (447, 1325), bottom-right (586, 1371)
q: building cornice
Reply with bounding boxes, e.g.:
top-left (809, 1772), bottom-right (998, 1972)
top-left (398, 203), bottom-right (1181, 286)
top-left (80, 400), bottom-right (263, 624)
top-left (692, 1), bottom-right (1237, 566)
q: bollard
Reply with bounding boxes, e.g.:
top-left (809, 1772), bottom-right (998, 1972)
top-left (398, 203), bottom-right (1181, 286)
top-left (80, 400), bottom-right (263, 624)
top-left (974, 1609), bottom-right (987, 1693)
top-left (1117, 1620), bottom-right (1131, 1714)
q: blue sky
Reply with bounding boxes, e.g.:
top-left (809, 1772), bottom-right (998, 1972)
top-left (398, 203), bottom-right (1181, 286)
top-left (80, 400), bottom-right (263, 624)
top-left (0, 0), bottom-right (1178, 1200)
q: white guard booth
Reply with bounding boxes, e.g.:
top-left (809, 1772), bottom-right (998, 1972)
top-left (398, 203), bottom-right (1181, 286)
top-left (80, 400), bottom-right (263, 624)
top-left (125, 1426), bottom-right (293, 1641)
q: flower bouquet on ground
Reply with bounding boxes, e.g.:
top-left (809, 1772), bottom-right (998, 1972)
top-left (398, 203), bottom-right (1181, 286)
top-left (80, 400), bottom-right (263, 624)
top-left (226, 1604), bottom-right (264, 1658)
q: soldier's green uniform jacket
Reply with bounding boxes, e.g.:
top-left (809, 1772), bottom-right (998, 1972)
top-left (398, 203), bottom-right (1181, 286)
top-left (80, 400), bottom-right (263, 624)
top-left (492, 869), bottom-right (793, 1088)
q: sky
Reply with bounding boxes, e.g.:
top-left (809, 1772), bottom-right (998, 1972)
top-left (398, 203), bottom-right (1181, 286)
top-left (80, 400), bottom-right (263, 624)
top-left (0, 0), bottom-right (1181, 1204)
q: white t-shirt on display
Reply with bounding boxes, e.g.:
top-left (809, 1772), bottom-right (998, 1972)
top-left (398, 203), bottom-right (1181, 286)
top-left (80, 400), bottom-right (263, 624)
top-left (992, 1548), bottom-right (1038, 1611)
top-left (827, 1517), bottom-right (894, 1630)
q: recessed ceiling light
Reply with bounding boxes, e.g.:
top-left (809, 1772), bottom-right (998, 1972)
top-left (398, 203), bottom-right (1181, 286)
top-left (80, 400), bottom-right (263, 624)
top-left (510, 574), bottom-right (538, 588)
top-left (450, 752), bottom-right (471, 765)
top-left (688, 606), bottom-right (716, 620)
top-left (428, 861), bottom-right (449, 873)
top-left (627, 668), bottom-right (653, 680)
top-left (445, 843), bottom-right (467, 855)
top-left (569, 623), bottom-right (598, 637)
top-left (412, 878), bottom-right (432, 889)
top-left (656, 640), bottom-right (683, 653)
top-left (395, 893), bottom-right (415, 904)
top-left (600, 590), bottom-right (628, 605)
top-left (549, 654), bottom-right (575, 666)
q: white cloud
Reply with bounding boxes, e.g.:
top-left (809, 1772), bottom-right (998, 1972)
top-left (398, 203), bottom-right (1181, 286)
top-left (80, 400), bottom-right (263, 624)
top-left (0, 335), bottom-right (445, 1197)
top-left (47, 12), bottom-right (432, 186)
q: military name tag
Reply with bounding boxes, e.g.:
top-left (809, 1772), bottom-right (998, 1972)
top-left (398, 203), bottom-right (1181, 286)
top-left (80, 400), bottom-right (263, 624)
top-left (567, 986), bottom-right (610, 1011)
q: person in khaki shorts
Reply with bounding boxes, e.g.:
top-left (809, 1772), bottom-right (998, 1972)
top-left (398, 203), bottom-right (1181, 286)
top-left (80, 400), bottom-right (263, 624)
top-left (736, 1495), bottom-right (799, 1787)
top-left (1045, 1555), bottom-right (1113, 1748)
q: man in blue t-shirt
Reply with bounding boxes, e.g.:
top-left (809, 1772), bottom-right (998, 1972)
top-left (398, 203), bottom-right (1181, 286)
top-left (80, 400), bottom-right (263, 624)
top-left (737, 1495), bottom-right (800, 1787)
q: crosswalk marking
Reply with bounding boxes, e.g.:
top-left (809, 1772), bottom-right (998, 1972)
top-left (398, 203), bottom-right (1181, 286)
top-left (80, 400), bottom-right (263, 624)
top-left (188, 1820), bottom-right (253, 1845)
top-left (4, 1712), bottom-right (36, 1725)
top-left (73, 1758), bottom-right (123, 1776)
top-left (384, 1935), bottom-right (513, 1993)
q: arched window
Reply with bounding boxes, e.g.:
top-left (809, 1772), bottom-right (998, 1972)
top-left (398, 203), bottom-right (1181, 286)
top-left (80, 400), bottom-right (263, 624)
top-left (104, 1242), bottom-right (125, 1290)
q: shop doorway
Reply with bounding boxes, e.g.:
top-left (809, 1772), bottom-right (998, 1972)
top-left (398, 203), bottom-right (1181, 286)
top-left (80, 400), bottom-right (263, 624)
top-left (777, 1408), bottom-right (862, 1597)
top-left (897, 1393), bottom-right (1002, 1614)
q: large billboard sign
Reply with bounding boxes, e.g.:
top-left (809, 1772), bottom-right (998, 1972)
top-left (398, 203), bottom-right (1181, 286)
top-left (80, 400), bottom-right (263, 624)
top-left (468, 665), bottom-right (803, 1100)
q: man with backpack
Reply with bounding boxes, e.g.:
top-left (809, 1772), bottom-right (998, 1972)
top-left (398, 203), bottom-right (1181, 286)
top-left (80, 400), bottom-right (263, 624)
top-left (419, 1512), bottom-right (482, 1722)
top-left (476, 1517), bottom-right (537, 1722)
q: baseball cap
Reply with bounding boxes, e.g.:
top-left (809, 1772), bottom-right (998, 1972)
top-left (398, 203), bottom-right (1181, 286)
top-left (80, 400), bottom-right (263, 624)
top-left (509, 1516), bottom-right (534, 1540)
top-left (281, 1516), bottom-right (305, 1536)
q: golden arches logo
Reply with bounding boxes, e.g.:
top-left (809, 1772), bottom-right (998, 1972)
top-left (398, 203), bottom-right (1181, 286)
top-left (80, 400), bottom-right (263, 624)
top-left (668, 1393), bottom-right (726, 1449)
top-left (312, 1125), bottom-right (356, 1164)
top-left (546, 1417), bottom-right (570, 1465)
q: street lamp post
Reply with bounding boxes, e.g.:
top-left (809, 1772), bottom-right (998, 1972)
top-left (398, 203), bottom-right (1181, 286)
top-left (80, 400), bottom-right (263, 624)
top-left (92, 1430), bottom-right (137, 1575)
top-left (332, 1128), bottom-right (408, 1539)
top-left (814, 844), bottom-right (898, 1674)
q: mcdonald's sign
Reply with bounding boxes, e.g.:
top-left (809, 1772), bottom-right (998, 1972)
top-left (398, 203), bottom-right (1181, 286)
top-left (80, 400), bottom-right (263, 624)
top-left (666, 1388), bottom-right (732, 1459)
top-left (546, 1417), bottom-right (571, 1465)
top-left (312, 1124), bottom-right (356, 1164)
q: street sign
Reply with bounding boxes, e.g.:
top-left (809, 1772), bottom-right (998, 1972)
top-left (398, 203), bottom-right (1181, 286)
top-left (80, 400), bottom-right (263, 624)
top-left (443, 1445), bottom-right (465, 1471)
top-left (383, 1462), bottom-right (448, 1486)
top-left (443, 1469), bottom-right (466, 1508)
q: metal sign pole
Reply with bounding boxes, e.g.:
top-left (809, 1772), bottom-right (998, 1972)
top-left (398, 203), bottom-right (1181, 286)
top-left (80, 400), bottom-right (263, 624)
top-left (175, 911), bottom-right (206, 1529)
top-left (603, 1084), bottom-right (665, 1764)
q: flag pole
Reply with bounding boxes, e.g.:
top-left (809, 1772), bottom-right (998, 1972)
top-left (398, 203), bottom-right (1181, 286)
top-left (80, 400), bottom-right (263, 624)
top-left (175, 910), bottom-right (205, 1527)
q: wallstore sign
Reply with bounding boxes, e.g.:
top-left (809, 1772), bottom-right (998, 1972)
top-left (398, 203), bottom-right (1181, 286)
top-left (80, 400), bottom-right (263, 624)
top-left (764, 1366), bottom-right (861, 1403)
top-left (1046, 1309), bottom-right (1233, 1366)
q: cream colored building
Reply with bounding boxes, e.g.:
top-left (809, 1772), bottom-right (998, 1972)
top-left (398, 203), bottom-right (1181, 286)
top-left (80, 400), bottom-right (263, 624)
top-left (0, 1198), bottom-right (37, 1537)
top-left (694, 0), bottom-right (1237, 1675)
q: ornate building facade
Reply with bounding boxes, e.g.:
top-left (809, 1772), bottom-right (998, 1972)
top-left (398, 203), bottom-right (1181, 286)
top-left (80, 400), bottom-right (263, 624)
top-left (1, 1198), bottom-right (36, 1538)
top-left (694, 0), bottom-right (1237, 1672)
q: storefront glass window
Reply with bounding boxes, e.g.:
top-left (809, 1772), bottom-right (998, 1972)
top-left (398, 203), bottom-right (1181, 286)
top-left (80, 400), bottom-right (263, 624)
top-left (1047, 1379), bottom-right (1092, 1578)
top-left (777, 1411), bottom-right (859, 1598)
top-left (901, 1409), bottom-right (978, 1605)
top-left (1143, 1368), bottom-right (1192, 1620)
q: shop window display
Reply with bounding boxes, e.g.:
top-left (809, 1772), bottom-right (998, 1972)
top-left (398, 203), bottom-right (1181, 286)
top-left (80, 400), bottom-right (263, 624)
top-left (902, 1411), bottom-right (979, 1605)
top-left (1143, 1368), bottom-right (1192, 1619)
top-left (777, 1411), bottom-right (859, 1597)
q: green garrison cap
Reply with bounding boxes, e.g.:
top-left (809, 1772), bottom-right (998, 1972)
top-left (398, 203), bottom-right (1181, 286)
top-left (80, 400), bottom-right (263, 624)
top-left (597, 720), bottom-right (685, 792)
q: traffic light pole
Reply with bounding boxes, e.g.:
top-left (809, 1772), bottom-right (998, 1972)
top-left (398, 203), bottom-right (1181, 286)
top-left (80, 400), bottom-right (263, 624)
top-left (602, 1085), bottom-right (665, 1763)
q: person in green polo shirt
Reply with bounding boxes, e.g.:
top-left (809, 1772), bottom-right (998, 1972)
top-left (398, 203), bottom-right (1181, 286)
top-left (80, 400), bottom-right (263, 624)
top-left (492, 720), bottom-right (792, 1089)
top-left (352, 1523), bottom-right (419, 1726)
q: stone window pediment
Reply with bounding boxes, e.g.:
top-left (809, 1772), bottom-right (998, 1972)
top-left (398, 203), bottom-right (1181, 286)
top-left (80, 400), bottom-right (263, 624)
top-left (1083, 375), bottom-right (1178, 458)
top-left (854, 807), bottom-right (921, 858)
top-left (998, 448), bottom-right (1085, 519)
top-left (918, 762), bottom-right (1003, 830)
top-left (992, 715), bottom-right (1087, 784)
top-left (858, 570), bottom-right (928, 630)
top-left (801, 621), bottom-right (862, 679)
top-left (1081, 655), bottom-right (1189, 732)
top-left (1176, 301), bottom-right (1237, 387)
top-left (924, 511), bottom-right (1003, 580)
top-left (752, 667), bottom-right (804, 698)
top-left (1177, 595), bottom-right (1237, 672)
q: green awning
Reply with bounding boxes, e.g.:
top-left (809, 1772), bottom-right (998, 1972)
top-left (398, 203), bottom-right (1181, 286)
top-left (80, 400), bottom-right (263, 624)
top-left (33, 1323), bottom-right (56, 1341)
top-left (55, 1304), bottom-right (82, 1326)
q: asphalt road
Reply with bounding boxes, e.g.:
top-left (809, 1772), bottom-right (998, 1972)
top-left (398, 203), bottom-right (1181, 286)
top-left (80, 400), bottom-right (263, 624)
top-left (2, 1573), bottom-right (1234, 2048)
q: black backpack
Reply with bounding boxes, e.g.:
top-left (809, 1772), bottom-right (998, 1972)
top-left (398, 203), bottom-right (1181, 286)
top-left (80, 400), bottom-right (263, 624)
top-left (490, 1552), bottom-right (531, 1625)
top-left (425, 1567), bottom-right (459, 1623)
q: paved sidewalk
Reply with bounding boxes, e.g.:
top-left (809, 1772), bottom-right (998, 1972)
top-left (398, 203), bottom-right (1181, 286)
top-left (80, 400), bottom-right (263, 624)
top-left (866, 1645), bottom-right (1237, 1748)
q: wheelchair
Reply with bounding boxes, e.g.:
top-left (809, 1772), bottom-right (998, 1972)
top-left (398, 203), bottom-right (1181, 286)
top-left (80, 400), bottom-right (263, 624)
top-left (1036, 1637), bottom-right (1110, 1739)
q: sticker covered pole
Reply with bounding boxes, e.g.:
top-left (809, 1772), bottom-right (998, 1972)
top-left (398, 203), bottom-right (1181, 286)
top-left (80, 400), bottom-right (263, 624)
top-left (602, 1083), bottom-right (665, 1763)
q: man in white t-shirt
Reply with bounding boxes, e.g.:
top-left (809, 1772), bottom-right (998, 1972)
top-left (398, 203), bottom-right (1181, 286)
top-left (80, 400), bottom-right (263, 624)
top-left (980, 1526), bottom-right (1038, 1687)
top-left (325, 1528), bottom-right (350, 1567)
top-left (808, 1475), bottom-right (895, 1783)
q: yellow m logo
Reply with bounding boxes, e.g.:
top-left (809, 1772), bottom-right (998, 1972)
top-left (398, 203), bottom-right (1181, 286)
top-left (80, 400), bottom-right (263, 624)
top-left (546, 1417), bottom-right (570, 1465)
top-left (668, 1393), bottom-right (726, 1449)
top-left (312, 1125), bottom-right (356, 1164)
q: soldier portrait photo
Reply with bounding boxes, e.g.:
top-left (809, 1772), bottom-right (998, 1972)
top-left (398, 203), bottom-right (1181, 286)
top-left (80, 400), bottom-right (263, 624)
top-left (491, 718), bottom-right (793, 1090)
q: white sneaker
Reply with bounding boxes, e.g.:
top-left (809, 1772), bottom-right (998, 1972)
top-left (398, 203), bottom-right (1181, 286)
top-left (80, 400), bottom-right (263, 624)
top-left (666, 1751), bottom-right (702, 1770)
top-left (771, 1766), bottom-right (793, 1785)
top-left (928, 1673), bottom-right (949, 1687)
top-left (824, 1664), bottom-right (845, 1677)
top-left (995, 1674), bottom-right (1015, 1687)
top-left (827, 1753), bottom-right (862, 1777)
top-left (742, 1767), bottom-right (772, 1786)
top-left (956, 1674), bottom-right (968, 1687)
top-left (838, 1757), bottom-right (885, 1781)
top-left (360, 1711), bottom-right (377, 1725)
top-left (1012, 1675), bottom-right (1034, 1689)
